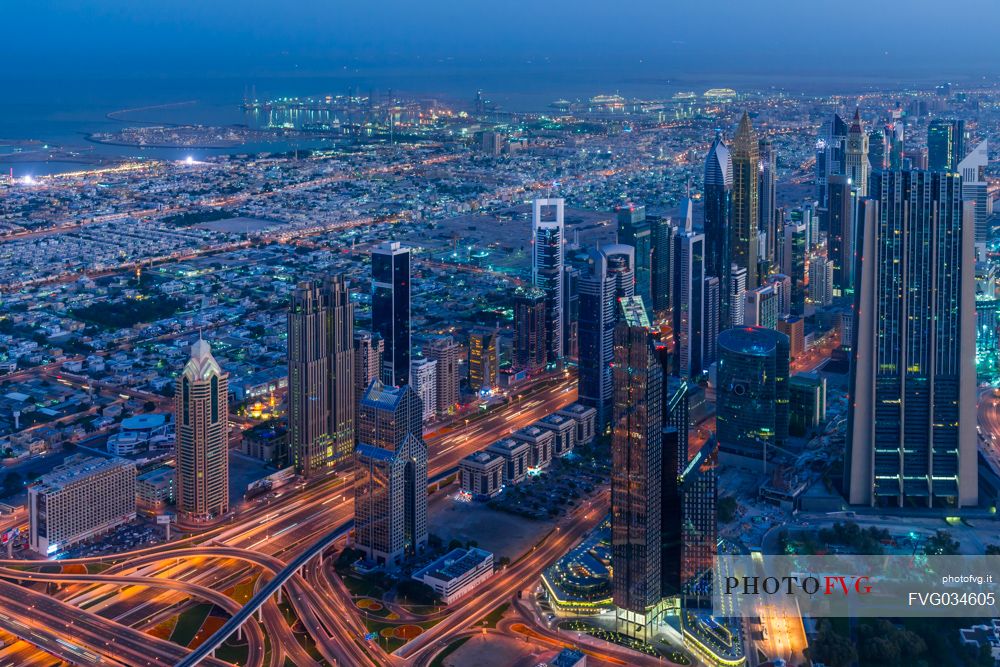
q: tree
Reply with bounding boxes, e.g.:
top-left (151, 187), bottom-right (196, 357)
top-left (2, 472), bottom-right (22, 498)
top-left (718, 496), bottom-right (738, 523)
top-left (809, 620), bottom-right (858, 667)
top-left (926, 530), bottom-right (960, 555)
top-left (143, 401), bottom-right (157, 413)
top-left (986, 544), bottom-right (1000, 555)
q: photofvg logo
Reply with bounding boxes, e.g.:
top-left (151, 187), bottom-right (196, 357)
top-left (723, 575), bottom-right (872, 596)
top-left (714, 555), bottom-right (1000, 618)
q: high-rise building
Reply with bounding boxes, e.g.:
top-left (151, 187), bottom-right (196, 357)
top-left (425, 336), bottom-right (461, 415)
top-left (287, 276), bottom-right (355, 477)
top-left (29, 455), bottom-right (137, 555)
top-left (578, 245), bottom-right (635, 428)
top-left (744, 285), bottom-right (779, 329)
top-left (731, 112), bottom-right (761, 291)
top-left (703, 276), bottom-right (720, 368)
top-left (716, 327), bottom-right (789, 465)
top-left (816, 113), bottom-right (849, 214)
top-left (766, 274), bottom-right (792, 319)
top-left (611, 298), bottom-right (665, 640)
top-left (845, 109), bottom-right (870, 197)
top-left (175, 338), bottom-right (230, 520)
top-left (781, 223), bottom-right (807, 316)
top-left (758, 137), bottom-right (778, 270)
top-left (868, 127), bottom-right (887, 172)
top-left (927, 118), bottom-right (966, 172)
top-left (704, 134), bottom-right (733, 283)
top-left (888, 122), bottom-right (905, 170)
top-left (680, 438), bottom-right (718, 602)
top-left (672, 231), bottom-right (706, 378)
top-left (808, 257), bottom-right (834, 307)
top-left (649, 215), bottom-right (677, 317)
top-left (846, 170), bottom-right (977, 508)
top-left (468, 330), bottom-right (499, 393)
top-left (617, 204), bottom-right (652, 311)
top-left (410, 358), bottom-right (438, 423)
top-left (827, 174), bottom-right (856, 297)
top-left (513, 286), bottom-right (547, 373)
top-left (356, 380), bottom-right (423, 453)
top-left (372, 242), bottom-right (411, 387)
top-left (562, 265), bottom-right (580, 361)
top-left (728, 265), bottom-right (748, 327)
top-left (353, 331), bottom-right (384, 426)
top-left (958, 139), bottom-right (991, 247)
top-left (532, 198), bottom-right (565, 363)
top-left (660, 379), bottom-right (689, 597)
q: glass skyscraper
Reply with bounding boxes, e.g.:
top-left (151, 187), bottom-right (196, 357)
top-left (532, 198), bottom-right (565, 364)
top-left (731, 113), bottom-right (761, 292)
top-left (372, 241), bottom-right (411, 387)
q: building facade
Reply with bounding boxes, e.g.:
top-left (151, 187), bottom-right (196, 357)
top-left (532, 198), bottom-right (565, 363)
top-left (372, 241), bottom-right (412, 387)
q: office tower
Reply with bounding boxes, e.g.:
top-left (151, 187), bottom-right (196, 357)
top-left (649, 215), bottom-right (677, 317)
top-left (410, 358), bottom-right (437, 423)
top-left (716, 327), bottom-right (789, 464)
top-left (354, 330), bottom-right (384, 418)
top-left (532, 198), bottom-right (565, 363)
top-left (578, 245), bottom-right (635, 428)
top-left (846, 170), bottom-right (977, 508)
top-left (782, 223), bottom-right (807, 316)
top-left (704, 134), bottom-right (732, 290)
top-left (287, 276), bottom-right (355, 478)
top-left (660, 378), bottom-right (689, 597)
top-left (816, 113), bottom-right (849, 211)
top-left (868, 127), bottom-right (887, 171)
top-left (703, 276), bottom-right (720, 368)
top-left (958, 139), bottom-right (990, 247)
top-left (425, 336), bottom-right (461, 415)
top-left (777, 315), bottom-right (805, 359)
top-left (731, 112), bottom-right (760, 291)
top-left (680, 438), bottom-right (718, 601)
top-left (672, 231), bottom-right (706, 378)
top-left (356, 380), bottom-right (423, 453)
top-left (562, 265), bottom-right (580, 361)
top-left (28, 455), bottom-right (137, 555)
top-left (789, 373), bottom-right (827, 435)
top-left (611, 298), bottom-right (664, 640)
top-left (888, 122), bottom-right (905, 169)
top-left (767, 274), bottom-right (792, 319)
top-left (827, 174), bottom-right (855, 297)
top-left (744, 285), bottom-right (779, 329)
top-left (809, 257), bottom-right (834, 307)
top-left (728, 265), bottom-right (747, 326)
top-left (354, 430), bottom-right (428, 567)
top-left (175, 338), bottom-right (229, 520)
top-left (758, 137), bottom-right (778, 270)
top-left (372, 242), bottom-right (411, 387)
top-left (469, 330), bottom-right (499, 393)
top-left (927, 118), bottom-right (966, 172)
top-left (513, 285), bottom-right (547, 373)
top-left (844, 109), bottom-right (870, 197)
top-left (617, 204), bottom-right (652, 310)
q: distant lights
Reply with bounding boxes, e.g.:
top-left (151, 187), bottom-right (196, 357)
top-left (184, 156), bottom-right (195, 165)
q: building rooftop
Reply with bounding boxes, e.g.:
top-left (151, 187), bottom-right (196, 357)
top-left (413, 547), bottom-right (493, 582)
top-left (718, 326), bottom-right (789, 357)
top-left (32, 455), bottom-right (133, 494)
top-left (463, 450), bottom-right (502, 466)
top-left (487, 437), bottom-right (529, 454)
top-left (121, 413), bottom-right (168, 431)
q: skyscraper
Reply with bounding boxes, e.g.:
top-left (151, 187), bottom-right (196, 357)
top-left (846, 170), bottom-right (977, 508)
top-left (410, 357), bottom-right (437, 423)
top-left (356, 380), bottom-right (423, 453)
top-left (672, 231), bottom-right (707, 378)
top-left (562, 265), bottom-right (580, 361)
top-left (808, 257), bottom-right (834, 307)
top-left (731, 112), bottom-right (760, 291)
top-left (353, 330), bottom-right (384, 420)
top-left (617, 204), bottom-right (652, 311)
top-left (611, 298), bottom-right (665, 640)
top-left (532, 198), bottom-right (565, 363)
top-left (844, 109), bottom-right (870, 197)
top-left (649, 215), bottom-right (677, 317)
top-left (728, 265), bottom-right (748, 327)
top-left (578, 245), bottom-right (635, 428)
top-left (827, 174), bottom-right (856, 297)
top-left (287, 277), bottom-right (355, 477)
top-left (868, 127), bottom-right (887, 172)
top-left (781, 223), bottom-right (807, 316)
top-left (704, 134), bottom-right (732, 321)
top-left (372, 241), bottom-right (411, 387)
top-left (958, 139), bottom-right (990, 248)
top-left (513, 285), bottom-right (547, 373)
top-left (703, 276), bottom-right (720, 368)
top-left (743, 285), bottom-right (779, 329)
top-left (716, 327), bottom-right (789, 465)
top-left (927, 119), bottom-right (966, 172)
top-left (758, 137), bottom-right (778, 270)
top-left (425, 336), bottom-right (461, 415)
top-left (469, 329), bottom-right (499, 393)
top-left (175, 338), bottom-right (229, 521)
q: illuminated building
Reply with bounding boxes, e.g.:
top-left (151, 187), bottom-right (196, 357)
top-left (704, 134), bottom-right (732, 322)
top-left (758, 137), bottom-right (778, 270)
top-left (716, 327), bottom-right (789, 466)
top-left (611, 298), bottom-right (665, 640)
top-left (514, 285), bottom-right (547, 373)
top-left (410, 357), bottom-right (437, 423)
top-left (536, 412), bottom-right (577, 457)
top-left (808, 257), bottom-right (834, 307)
top-left (356, 380), bottom-right (422, 454)
top-left (789, 373), bottom-right (827, 435)
top-left (680, 438), bottom-right (717, 604)
top-left (287, 276), bottom-right (355, 477)
top-left (649, 214), bottom-right (677, 318)
top-left (780, 223), bottom-right (807, 316)
top-left (731, 112), bottom-right (760, 290)
top-left (928, 118), bottom-right (966, 172)
top-left (29, 455), bottom-right (137, 555)
top-left (469, 329), bottom-right (499, 393)
top-left (958, 139), bottom-right (991, 248)
top-left (372, 241), bottom-right (411, 386)
top-left (412, 547), bottom-right (494, 604)
top-left (425, 336), bottom-right (461, 415)
top-left (486, 437), bottom-right (530, 484)
top-left (175, 338), bottom-right (229, 520)
top-left (827, 174), bottom-right (855, 297)
top-left (728, 265), bottom-right (747, 326)
top-left (672, 231), bottom-right (707, 378)
top-left (845, 109), bottom-right (870, 196)
top-left (532, 198), bottom-right (565, 363)
top-left (847, 170), bottom-right (977, 508)
top-left (777, 316), bottom-right (804, 359)
top-left (556, 403), bottom-right (597, 445)
top-left (617, 203), bottom-right (652, 310)
top-left (743, 285), bottom-right (778, 330)
top-left (459, 451), bottom-right (504, 499)
top-left (354, 331), bottom-right (384, 434)
top-left (512, 424), bottom-right (554, 470)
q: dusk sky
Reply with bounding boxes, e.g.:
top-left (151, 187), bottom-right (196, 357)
top-left (7, 0), bottom-right (1000, 81)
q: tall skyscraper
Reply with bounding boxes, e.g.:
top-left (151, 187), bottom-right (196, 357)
top-left (532, 198), bottom-right (565, 363)
top-left (844, 109), bottom-right (870, 197)
top-left (287, 277), bottom-right (355, 477)
top-left (846, 170), bottom-right (977, 508)
top-left (425, 336), bottom-right (461, 415)
top-left (728, 265), bottom-right (748, 327)
top-left (611, 298), bottom-right (665, 640)
top-left (703, 276), bottom-right (720, 368)
top-left (868, 127), bottom-right (887, 172)
top-left (672, 231), bottom-right (707, 378)
top-left (562, 265), bottom-right (580, 360)
top-left (827, 174), bottom-right (856, 297)
top-left (808, 257), bottom-right (834, 307)
top-left (927, 118), bottom-right (966, 172)
top-left (469, 329), bottom-right (499, 393)
top-left (781, 223), bottom-right (807, 316)
top-left (731, 112), bottom-right (761, 291)
top-left (649, 215), bottom-right (677, 317)
top-left (758, 137), bottom-right (778, 270)
top-left (958, 139), bottom-right (991, 248)
top-left (175, 338), bottom-right (229, 520)
top-left (578, 245), bottom-right (635, 428)
top-left (743, 285), bottom-right (779, 329)
top-left (372, 241), bottom-right (411, 387)
top-left (353, 330), bottom-right (384, 419)
top-left (513, 285), bottom-right (547, 373)
top-left (617, 204), bottom-right (652, 311)
top-left (704, 134), bottom-right (733, 321)
top-left (410, 357), bottom-right (437, 423)
top-left (356, 380), bottom-right (423, 453)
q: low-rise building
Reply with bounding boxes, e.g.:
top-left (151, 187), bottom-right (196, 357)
top-left (959, 619), bottom-right (1000, 663)
top-left (556, 403), bottom-right (597, 445)
top-left (486, 438), bottom-right (530, 485)
top-left (28, 455), bottom-right (137, 555)
top-left (137, 465), bottom-right (175, 506)
top-left (459, 450), bottom-right (504, 499)
top-left (535, 413), bottom-right (576, 457)
top-left (512, 425), bottom-right (554, 470)
top-left (412, 547), bottom-right (494, 604)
